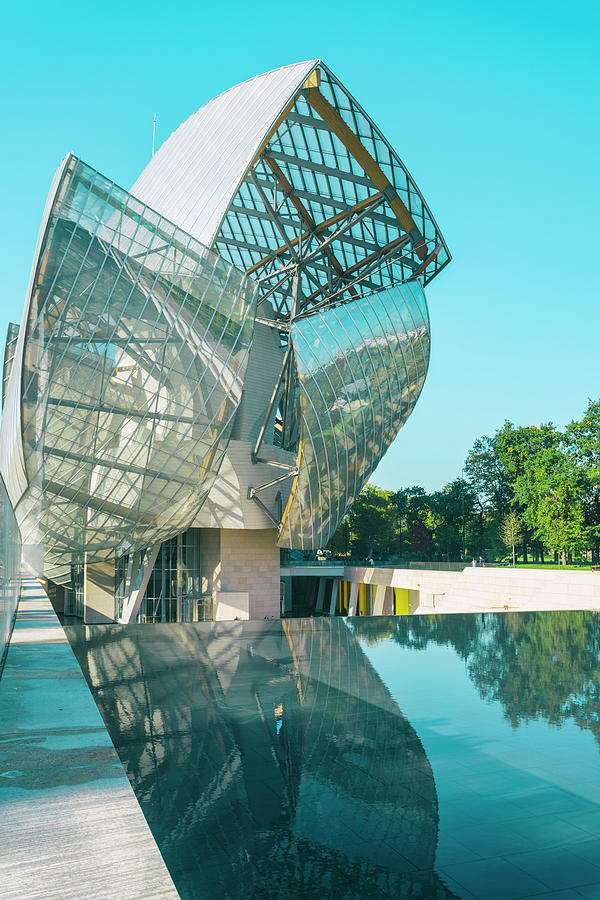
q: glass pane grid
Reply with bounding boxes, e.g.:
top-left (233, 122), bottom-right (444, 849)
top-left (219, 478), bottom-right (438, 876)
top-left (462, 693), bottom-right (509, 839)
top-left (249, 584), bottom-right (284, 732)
top-left (280, 282), bottom-right (430, 549)
top-left (21, 157), bottom-right (258, 568)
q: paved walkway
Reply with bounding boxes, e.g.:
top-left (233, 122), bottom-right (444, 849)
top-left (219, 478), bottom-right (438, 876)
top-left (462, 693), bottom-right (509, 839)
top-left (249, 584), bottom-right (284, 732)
top-left (0, 578), bottom-right (178, 899)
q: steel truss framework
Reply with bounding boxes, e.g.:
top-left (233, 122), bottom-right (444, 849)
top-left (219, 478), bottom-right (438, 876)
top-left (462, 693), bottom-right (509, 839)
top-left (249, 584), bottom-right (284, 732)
top-left (210, 64), bottom-right (448, 542)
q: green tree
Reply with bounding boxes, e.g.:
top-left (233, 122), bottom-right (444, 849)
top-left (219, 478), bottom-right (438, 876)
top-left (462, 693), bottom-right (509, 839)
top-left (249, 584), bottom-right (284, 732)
top-left (505, 433), bottom-right (588, 564)
top-left (391, 486), bottom-right (428, 556)
top-left (565, 399), bottom-right (600, 562)
top-left (465, 434), bottom-right (514, 517)
top-left (425, 479), bottom-right (476, 560)
top-left (347, 484), bottom-right (396, 559)
top-left (496, 422), bottom-right (562, 562)
top-left (501, 510), bottom-right (522, 566)
top-left (533, 452), bottom-right (588, 564)
top-left (465, 433), bottom-right (514, 555)
top-left (326, 517), bottom-right (350, 557)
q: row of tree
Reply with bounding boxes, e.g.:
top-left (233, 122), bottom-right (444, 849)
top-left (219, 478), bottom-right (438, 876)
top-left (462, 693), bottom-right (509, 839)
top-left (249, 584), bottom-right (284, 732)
top-left (326, 399), bottom-right (600, 564)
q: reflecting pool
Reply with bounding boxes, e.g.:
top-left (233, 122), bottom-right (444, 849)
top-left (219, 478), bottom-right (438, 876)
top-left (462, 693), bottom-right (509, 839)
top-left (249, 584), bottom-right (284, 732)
top-left (66, 612), bottom-right (600, 899)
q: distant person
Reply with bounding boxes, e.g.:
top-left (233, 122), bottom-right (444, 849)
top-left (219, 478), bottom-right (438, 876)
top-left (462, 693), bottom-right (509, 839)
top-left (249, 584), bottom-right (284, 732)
top-left (471, 558), bottom-right (476, 567)
top-left (478, 556), bottom-right (484, 567)
top-left (366, 555), bottom-right (374, 567)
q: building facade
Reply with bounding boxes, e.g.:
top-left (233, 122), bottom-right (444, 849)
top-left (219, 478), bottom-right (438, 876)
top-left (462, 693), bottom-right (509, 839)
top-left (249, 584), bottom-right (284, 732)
top-left (0, 60), bottom-right (449, 623)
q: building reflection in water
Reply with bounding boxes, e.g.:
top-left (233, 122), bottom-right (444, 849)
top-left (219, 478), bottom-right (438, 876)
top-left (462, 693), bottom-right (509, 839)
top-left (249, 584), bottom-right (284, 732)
top-left (67, 618), bottom-right (457, 899)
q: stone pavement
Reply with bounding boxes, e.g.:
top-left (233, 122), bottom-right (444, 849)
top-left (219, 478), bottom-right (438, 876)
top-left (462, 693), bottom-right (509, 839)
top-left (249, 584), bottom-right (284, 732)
top-left (0, 578), bottom-right (178, 899)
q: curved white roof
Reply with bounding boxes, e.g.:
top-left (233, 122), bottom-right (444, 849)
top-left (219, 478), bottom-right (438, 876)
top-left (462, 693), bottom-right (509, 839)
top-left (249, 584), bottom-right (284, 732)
top-left (131, 60), bottom-right (319, 247)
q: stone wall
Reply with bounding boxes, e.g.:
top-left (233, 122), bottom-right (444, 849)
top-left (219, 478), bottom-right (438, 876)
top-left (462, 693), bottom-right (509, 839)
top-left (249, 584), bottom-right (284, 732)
top-left (220, 528), bottom-right (280, 619)
top-left (83, 560), bottom-right (115, 624)
top-left (200, 527), bottom-right (281, 620)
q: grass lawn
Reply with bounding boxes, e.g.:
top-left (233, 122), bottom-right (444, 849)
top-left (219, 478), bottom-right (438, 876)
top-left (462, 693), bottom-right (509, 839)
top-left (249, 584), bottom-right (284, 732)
top-left (512, 563), bottom-right (595, 571)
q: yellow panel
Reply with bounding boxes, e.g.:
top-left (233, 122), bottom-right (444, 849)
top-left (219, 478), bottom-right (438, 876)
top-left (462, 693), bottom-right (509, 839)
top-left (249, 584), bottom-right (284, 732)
top-left (394, 587), bottom-right (409, 615)
top-left (303, 69), bottom-right (321, 89)
top-left (358, 582), bottom-right (367, 616)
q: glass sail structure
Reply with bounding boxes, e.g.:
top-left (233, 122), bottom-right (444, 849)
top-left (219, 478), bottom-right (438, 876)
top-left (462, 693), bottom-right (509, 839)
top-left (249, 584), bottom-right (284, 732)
top-left (0, 59), bottom-right (450, 600)
top-left (13, 156), bottom-right (257, 568)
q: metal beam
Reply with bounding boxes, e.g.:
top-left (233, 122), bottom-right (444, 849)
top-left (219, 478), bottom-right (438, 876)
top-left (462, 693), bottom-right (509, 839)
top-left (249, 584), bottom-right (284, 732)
top-left (247, 492), bottom-right (280, 527)
top-left (247, 467), bottom-right (298, 497)
top-left (265, 149), bottom-right (373, 190)
top-left (252, 346), bottom-right (291, 462)
top-left (296, 235), bottom-right (414, 312)
top-left (328, 579), bottom-right (339, 617)
top-left (261, 157), bottom-right (355, 299)
top-left (246, 192), bottom-right (384, 276)
top-left (252, 176), bottom-right (401, 231)
top-left (119, 543), bottom-right (161, 623)
top-left (315, 578), bottom-right (326, 612)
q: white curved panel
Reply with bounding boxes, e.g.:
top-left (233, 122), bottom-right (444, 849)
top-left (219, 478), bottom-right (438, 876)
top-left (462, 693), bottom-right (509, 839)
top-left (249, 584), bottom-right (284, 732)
top-left (131, 60), bottom-right (318, 248)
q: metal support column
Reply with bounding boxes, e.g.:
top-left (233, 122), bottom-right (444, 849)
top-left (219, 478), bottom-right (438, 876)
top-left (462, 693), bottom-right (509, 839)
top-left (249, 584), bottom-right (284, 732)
top-left (328, 580), bottom-right (339, 617)
top-left (315, 578), bottom-right (326, 612)
top-left (347, 582), bottom-right (358, 617)
top-left (373, 584), bottom-right (386, 615)
top-left (119, 544), bottom-right (161, 624)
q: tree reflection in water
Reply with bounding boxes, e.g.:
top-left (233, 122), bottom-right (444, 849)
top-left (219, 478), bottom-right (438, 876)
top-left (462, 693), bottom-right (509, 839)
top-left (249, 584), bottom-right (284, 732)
top-left (66, 619), bottom-right (457, 899)
top-left (350, 611), bottom-right (600, 739)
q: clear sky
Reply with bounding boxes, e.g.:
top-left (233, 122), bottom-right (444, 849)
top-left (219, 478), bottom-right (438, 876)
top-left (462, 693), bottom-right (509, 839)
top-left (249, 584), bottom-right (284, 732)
top-left (2, 0), bottom-right (598, 493)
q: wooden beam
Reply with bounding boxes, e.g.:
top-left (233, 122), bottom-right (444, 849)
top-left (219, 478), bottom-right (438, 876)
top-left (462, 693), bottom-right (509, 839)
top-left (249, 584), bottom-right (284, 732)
top-left (305, 87), bottom-right (427, 260)
top-left (409, 243), bottom-right (442, 281)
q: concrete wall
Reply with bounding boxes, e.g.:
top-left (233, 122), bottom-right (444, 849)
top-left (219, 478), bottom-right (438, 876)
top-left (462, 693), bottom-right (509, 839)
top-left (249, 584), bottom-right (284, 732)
top-left (83, 560), bottom-right (115, 624)
top-left (341, 565), bottom-right (600, 614)
top-left (433, 566), bottom-right (600, 613)
top-left (215, 592), bottom-right (249, 621)
top-left (345, 565), bottom-right (455, 612)
top-left (193, 440), bottom-right (295, 529)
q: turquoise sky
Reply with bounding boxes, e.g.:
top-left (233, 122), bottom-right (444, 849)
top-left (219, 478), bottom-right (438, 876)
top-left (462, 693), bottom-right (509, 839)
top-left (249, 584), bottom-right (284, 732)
top-left (2, 0), bottom-right (598, 492)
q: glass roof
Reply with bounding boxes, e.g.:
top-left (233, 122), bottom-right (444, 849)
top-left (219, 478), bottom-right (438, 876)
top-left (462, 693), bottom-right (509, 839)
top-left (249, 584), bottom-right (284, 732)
top-left (214, 63), bottom-right (450, 324)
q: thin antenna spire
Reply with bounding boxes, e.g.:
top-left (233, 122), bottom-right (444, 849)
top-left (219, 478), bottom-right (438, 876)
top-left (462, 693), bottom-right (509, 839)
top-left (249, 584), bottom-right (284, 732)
top-left (152, 113), bottom-right (156, 157)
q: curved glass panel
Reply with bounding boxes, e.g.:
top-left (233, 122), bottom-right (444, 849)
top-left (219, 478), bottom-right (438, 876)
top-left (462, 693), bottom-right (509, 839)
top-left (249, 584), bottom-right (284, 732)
top-left (2, 323), bottom-right (19, 411)
top-left (19, 156), bottom-right (257, 569)
top-left (0, 474), bottom-right (21, 665)
top-left (279, 282), bottom-right (429, 549)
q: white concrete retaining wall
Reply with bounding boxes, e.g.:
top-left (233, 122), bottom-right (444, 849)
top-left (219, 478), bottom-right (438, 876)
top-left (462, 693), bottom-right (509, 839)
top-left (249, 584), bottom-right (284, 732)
top-left (431, 567), bottom-right (600, 613)
top-left (342, 565), bottom-right (600, 614)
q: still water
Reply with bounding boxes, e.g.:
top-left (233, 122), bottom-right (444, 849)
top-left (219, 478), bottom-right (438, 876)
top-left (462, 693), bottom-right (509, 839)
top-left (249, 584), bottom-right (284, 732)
top-left (66, 613), bottom-right (600, 899)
